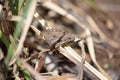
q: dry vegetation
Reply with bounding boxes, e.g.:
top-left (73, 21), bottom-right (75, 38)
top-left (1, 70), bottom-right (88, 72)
top-left (0, 0), bottom-right (120, 80)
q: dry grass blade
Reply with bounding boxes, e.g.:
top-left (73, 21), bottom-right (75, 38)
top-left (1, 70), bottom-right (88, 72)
top-left (47, 76), bottom-right (77, 80)
top-left (43, 1), bottom-right (87, 30)
top-left (13, 64), bottom-right (21, 80)
top-left (35, 54), bottom-right (45, 72)
top-left (0, 48), bottom-right (4, 60)
top-left (86, 29), bottom-right (112, 80)
top-left (9, 0), bottom-right (37, 66)
top-left (7, 15), bottom-right (22, 22)
top-left (77, 40), bottom-right (86, 80)
top-left (0, 4), bottom-right (9, 35)
top-left (21, 59), bottom-right (46, 80)
top-left (86, 16), bottom-right (120, 48)
top-left (34, 12), bottom-right (52, 30)
top-left (59, 46), bottom-right (108, 80)
top-left (31, 25), bottom-right (41, 35)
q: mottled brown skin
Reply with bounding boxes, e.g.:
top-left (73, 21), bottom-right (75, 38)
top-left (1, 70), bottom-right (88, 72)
top-left (44, 28), bottom-right (75, 49)
top-left (44, 28), bottom-right (65, 47)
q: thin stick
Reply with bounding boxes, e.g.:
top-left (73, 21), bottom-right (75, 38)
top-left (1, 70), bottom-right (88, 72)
top-left (21, 59), bottom-right (46, 80)
top-left (77, 40), bottom-right (86, 80)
